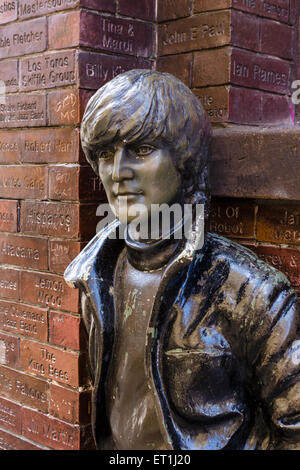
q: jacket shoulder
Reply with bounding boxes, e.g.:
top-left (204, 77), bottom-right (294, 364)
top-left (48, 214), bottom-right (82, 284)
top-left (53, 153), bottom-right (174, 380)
top-left (205, 232), bottom-right (290, 288)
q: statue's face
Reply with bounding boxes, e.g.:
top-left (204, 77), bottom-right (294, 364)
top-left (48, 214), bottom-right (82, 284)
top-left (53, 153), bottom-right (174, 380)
top-left (97, 138), bottom-right (182, 224)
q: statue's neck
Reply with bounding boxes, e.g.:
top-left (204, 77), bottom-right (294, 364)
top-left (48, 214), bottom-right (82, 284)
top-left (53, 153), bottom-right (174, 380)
top-left (124, 220), bottom-right (184, 271)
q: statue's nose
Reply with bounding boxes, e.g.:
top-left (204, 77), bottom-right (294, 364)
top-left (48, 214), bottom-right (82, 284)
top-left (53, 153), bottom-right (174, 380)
top-left (112, 147), bottom-right (133, 182)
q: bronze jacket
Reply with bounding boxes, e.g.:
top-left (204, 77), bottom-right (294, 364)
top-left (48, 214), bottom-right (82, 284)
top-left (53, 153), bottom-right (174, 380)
top-left (64, 220), bottom-right (300, 450)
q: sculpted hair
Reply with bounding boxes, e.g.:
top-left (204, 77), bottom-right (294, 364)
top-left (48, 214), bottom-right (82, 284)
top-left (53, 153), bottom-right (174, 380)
top-left (80, 69), bottom-right (211, 209)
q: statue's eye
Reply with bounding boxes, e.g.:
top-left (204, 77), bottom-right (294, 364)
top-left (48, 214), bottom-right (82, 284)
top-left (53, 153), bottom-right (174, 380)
top-left (135, 145), bottom-right (155, 157)
top-left (97, 149), bottom-right (114, 160)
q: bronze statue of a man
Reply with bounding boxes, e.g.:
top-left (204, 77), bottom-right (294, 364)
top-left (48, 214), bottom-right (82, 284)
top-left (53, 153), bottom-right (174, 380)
top-left (65, 70), bottom-right (300, 450)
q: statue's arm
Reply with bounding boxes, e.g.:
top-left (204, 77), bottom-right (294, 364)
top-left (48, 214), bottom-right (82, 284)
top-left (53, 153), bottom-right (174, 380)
top-left (251, 284), bottom-right (300, 449)
top-left (81, 290), bottom-right (98, 385)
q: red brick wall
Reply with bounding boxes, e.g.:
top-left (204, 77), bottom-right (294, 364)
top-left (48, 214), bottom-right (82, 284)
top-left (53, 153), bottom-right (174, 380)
top-left (0, 0), bottom-right (299, 450)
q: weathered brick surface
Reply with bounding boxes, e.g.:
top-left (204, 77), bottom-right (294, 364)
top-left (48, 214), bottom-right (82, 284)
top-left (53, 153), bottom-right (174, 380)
top-left (0, 267), bottom-right (19, 301)
top-left (0, 427), bottom-right (44, 449)
top-left (49, 311), bottom-right (81, 350)
top-left (80, 11), bottom-right (154, 58)
top-left (246, 245), bottom-right (300, 287)
top-left (20, 201), bottom-right (99, 239)
top-left (20, 270), bottom-right (80, 312)
top-left (0, 130), bottom-right (20, 162)
top-left (211, 128), bottom-right (300, 200)
top-left (0, 300), bottom-right (48, 341)
top-left (0, 93), bottom-right (46, 128)
top-left (20, 339), bottom-right (84, 387)
top-left (194, 0), bottom-right (291, 24)
top-left (49, 384), bottom-right (91, 425)
top-left (0, 364), bottom-right (48, 411)
top-left (0, 0), bottom-right (17, 25)
top-left (257, 203), bottom-right (300, 244)
top-left (0, 59), bottom-right (18, 93)
top-left (20, 50), bottom-right (77, 92)
top-left (0, 17), bottom-right (47, 59)
top-left (0, 200), bottom-right (18, 233)
top-left (209, 199), bottom-right (256, 239)
top-left (49, 240), bottom-right (85, 275)
top-left (156, 53), bottom-right (192, 87)
top-left (48, 165), bottom-right (105, 201)
top-left (48, 10), bottom-right (80, 50)
top-left (20, 128), bottom-right (79, 164)
top-left (78, 51), bottom-right (152, 90)
top-left (0, 331), bottom-right (19, 368)
top-left (0, 165), bottom-right (47, 199)
top-left (22, 406), bottom-right (82, 449)
top-left (19, 0), bottom-right (78, 20)
top-left (0, 234), bottom-right (48, 270)
top-left (0, 396), bottom-right (21, 433)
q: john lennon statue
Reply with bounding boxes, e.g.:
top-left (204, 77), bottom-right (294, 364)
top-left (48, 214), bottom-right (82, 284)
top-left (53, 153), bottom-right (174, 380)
top-left (64, 70), bottom-right (300, 450)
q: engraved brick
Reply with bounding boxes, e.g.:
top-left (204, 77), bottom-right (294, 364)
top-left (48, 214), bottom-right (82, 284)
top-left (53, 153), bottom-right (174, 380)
top-left (0, 17), bottom-right (47, 59)
top-left (0, 267), bottom-right (19, 300)
top-left (0, 300), bottom-right (48, 341)
top-left (20, 200), bottom-right (81, 238)
top-left (0, 364), bottom-right (48, 411)
top-left (0, 199), bottom-right (18, 232)
top-left (80, 11), bottom-right (154, 58)
top-left (0, 234), bottom-right (48, 270)
top-left (156, 53), bottom-right (192, 87)
top-left (20, 128), bottom-right (79, 164)
top-left (78, 51), bottom-right (152, 90)
top-left (0, 165), bottom-right (47, 199)
top-left (194, 86), bottom-right (230, 122)
top-left (209, 199), bottom-right (256, 239)
top-left (0, 0), bottom-right (17, 24)
top-left (80, 0), bottom-right (115, 11)
top-left (49, 383), bottom-right (91, 424)
top-left (0, 130), bottom-right (20, 162)
top-left (0, 93), bottom-right (46, 128)
top-left (0, 428), bottom-right (43, 450)
top-left (193, 47), bottom-right (291, 95)
top-left (0, 396), bottom-right (21, 433)
top-left (20, 201), bottom-right (100, 239)
top-left (0, 331), bottom-right (19, 368)
top-left (49, 311), bottom-right (81, 350)
top-left (48, 10), bottom-right (80, 50)
top-left (48, 89), bottom-right (94, 126)
top-left (22, 407), bottom-right (81, 449)
top-left (260, 18), bottom-right (295, 59)
top-left (20, 50), bottom-right (77, 92)
top-left (158, 11), bottom-right (231, 56)
top-left (49, 165), bottom-right (105, 201)
top-left (230, 49), bottom-right (291, 94)
top-left (19, 0), bottom-right (78, 19)
top-left (49, 240), bottom-right (85, 275)
top-left (20, 270), bottom-right (80, 312)
top-left (0, 59), bottom-right (18, 93)
top-left (211, 127), bottom-right (300, 200)
top-left (246, 245), bottom-right (300, 287)
top-left (20, 339), bottom-right (83, 387)
top-left (257, 203), bottom-right (300, 244)
top-left (194, 0), bottom-right (290, 24)
top-left (194, 85), bottom-right (263, 124)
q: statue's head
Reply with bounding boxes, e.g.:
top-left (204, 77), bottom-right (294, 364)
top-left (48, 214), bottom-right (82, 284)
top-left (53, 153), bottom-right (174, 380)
top-left (80, 69), bottom-right (211, 224)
